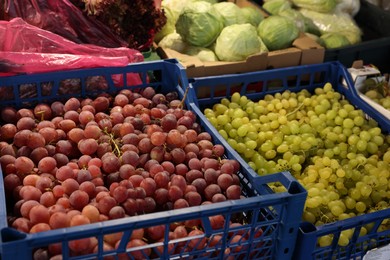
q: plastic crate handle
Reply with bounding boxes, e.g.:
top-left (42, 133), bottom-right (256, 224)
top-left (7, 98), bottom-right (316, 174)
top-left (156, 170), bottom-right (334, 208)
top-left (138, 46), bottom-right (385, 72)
top-left (253, 171), bottom-right (306, 195)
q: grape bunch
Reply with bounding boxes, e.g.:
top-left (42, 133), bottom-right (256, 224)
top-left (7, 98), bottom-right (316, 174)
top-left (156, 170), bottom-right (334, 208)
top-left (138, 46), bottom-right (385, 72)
top-left (362, 77), bottom-right (390, 110)
top-left (205, 83), bottom-right (390, 246)
top-left (0, 87), bottom-right (247, 258)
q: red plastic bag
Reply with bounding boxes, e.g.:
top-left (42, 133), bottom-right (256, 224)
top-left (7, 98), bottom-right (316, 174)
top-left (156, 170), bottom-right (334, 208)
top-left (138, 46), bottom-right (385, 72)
top-left (0, 19), bottom-right (146, 101)
top-left (0, 18), bottom-right (144, 75)
top-left (2, 0), bottom-right (128, 48)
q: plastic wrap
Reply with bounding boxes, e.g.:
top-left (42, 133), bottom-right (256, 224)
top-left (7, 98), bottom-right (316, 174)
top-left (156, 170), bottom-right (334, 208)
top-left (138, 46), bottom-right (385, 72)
top-left (2, 0), bottom-right (128, 48)
top-left (299, 8), bottom-right (362, 44)
top-left (0, 18), bottom-right (145, 99)
top-left (0, 18), bottom-right (144, 75)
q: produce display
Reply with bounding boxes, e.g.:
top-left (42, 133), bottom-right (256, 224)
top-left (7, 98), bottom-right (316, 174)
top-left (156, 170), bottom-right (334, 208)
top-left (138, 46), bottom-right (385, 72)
top-left (260, 0), bottom-right (362, 49)
top-left (0, 87), bottom-right (254, 258)
top-left (361, 76), bottom-right (390, 110)
top-left (204, 82), bottom-right (390, 246)
top-left (156, 0), bottom-right (304, 62)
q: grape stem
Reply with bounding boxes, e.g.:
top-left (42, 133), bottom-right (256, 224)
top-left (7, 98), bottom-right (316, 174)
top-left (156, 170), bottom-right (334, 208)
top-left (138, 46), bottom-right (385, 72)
top-left (179, 87), bottom-right (190, 109)
top-left (103, 129), bottom-right (122, 157)
top-left (286, 103), bottom-right (304, 118)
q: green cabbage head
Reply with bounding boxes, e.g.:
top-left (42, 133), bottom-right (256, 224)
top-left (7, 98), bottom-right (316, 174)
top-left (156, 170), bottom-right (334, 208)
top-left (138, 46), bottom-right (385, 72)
top-left (183, 46), bottom-right (218, 61)
top-left (213, 2), bottom-right (246, 27)
top-left (262, 0), bottom-right (292, 15)
top-left (175, 1), bottom-right (224, 47)
top-left (241, 6), bottom-right (264, 27)
top-left (319, 33), bottom-right (351, 49)
top-left (291, 0), bottom-right (338, 13)
top-left (158, 32), bottom-right (188, 53)
top-left (257, 16), bottom-right (300, 51)
top-left (215, 23), bottom-right (262, 62)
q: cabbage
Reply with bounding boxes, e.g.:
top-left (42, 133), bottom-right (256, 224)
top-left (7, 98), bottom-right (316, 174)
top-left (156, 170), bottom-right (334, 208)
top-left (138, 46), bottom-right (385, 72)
top-left (157, 32), bottom-right (188, 53)
top-left (190, 0), bottom-right (219, 3)
top-left (241, 6), bottom-right (264, 27)
top-left (299, 8), bottom-right (362, 44)
top-left (291, 0), bottom-right (338, 13)
top-left (154, 6), bottom-right (176, 43)
top-left (215, 23), bottom-right (262, 62)
top-left (319, 33), bottom-right (351, 48)
top-left (213, 2), bottom-right (246, 27)
top-left (175, 1), bottom-right (224, 47)
top-left (262, 0), bottom-right (292, 14)
top-left (161, 0), bottom-right (190, 20)
top-left (155, 0), bottom-right (191, 43)
top-left (257, 16), bottom-right (300, 51)
top-left (183, 46), bottom-right (218, 61)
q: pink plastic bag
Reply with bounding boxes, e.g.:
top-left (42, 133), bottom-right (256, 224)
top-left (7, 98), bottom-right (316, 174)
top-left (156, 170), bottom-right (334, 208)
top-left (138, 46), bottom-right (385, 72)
top-left (0, 18), bottom-right (144, 75)
top-left (0, 19), bottom-right (146, 101)
top-left (2, 0), bottom-right (128, 48)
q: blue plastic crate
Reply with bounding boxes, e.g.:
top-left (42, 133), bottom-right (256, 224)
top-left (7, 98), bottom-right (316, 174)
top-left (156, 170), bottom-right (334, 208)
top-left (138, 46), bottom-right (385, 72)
top-left (188, 61), bottom-right (390, 134)
top-left (294, 208), bottom-right (390, 260)
top-left (0, 59), bottom-right (307, 259)
top-left (187, 61), bottom-right (390, 259)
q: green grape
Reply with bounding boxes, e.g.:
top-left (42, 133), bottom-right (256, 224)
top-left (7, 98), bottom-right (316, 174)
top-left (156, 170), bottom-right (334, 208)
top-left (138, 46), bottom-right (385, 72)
top-left (228, 129), bottom-right (237, 138)
top-left (227, 138), bottom-right (238, 150)
top-left (368, 127), bottom-right (382, 136)
top-left (244, 148), bottom-right (255, 159)
top-left (223, 123), bottom-right (233, 134)
top-left (231, 118), bottom-right (243, 129)
top-left (254, 104), bottom-right (265, 114)
top-left (248, 161), bottom-right (257, 171)
top-left (260, 141), bottom-right (274, 152)
top-left (356, 140), bottom-right (368, 152)
top-left (338, 233), bottom-right (350, 247)
top-left (208, 117), bottom-right (218, 127)
top-left (245, 140), bottom-right (257, 150)
top-left (308, 187), bottom-right (320, 197)
top-left (318, 235), bottom-right (333, 247)
top-left (330, 205), bottom-right (344, 217)
top-left (278, 115), bottom-right (288, 125)
top-left (302, 211), bottom-right (316, 224)
top-left (270, 120), bottom-right (280, 129)
top-left (229, 102), bottom-right (240, 109)
top-left (213, 103), bottom-right (228, 115)
top-left (217, 114), bottom-right (229, 125)
top-left (353, 115), bottom-right (365, 126)
top-left (236, 142), bottom-right (246, 153)
top-left (275, 102), bottom-right (284, 111)
top-left (360, 130), bottom-right (371, 141)
top-left (372, 135), bottom-right (384, 146)
top-left (266, 103), bottom-right (275, 112)
top-left (276, 143), bottom-right (289, 154)
top-left (271, 133), bottom-right (284, 146)
top-left (237, 125), bottom-right (248, 137)
top-left (218, 129), bottom-right (228, 140)
top-left (360, 185), bottom-right (372, 198)
top-left (221, 97), bottom-right (230, 106)
top-left (292, 163), bottom-right (302, 172)
top-left (265, 150), bottom-right (277, 159)
top-left (355, 202), bottom-right (367, 213)
top-left (246, 131), bottom-right (258, 141)
top-left (342, 118), bottom-right (354, 129)
top-left (259, 115), bottom-right (269, 123)
top-left (233, 108), bottom-right (246, 119)
top-left (231, 92), bottom-right (241, 103)
top-left (349, 188), bottom-right (361, 200)
top-left (204, 108), bottom-right (214, 115)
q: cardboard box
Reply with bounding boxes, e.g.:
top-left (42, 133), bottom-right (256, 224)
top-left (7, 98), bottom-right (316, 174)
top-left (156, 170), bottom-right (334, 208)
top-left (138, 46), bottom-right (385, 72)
top-left (156, 47), bottom-right (268, 78)
top-left (345, 60), bottom-right (390, 122)
top-left (156, 0), bottom-right (325, 78)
